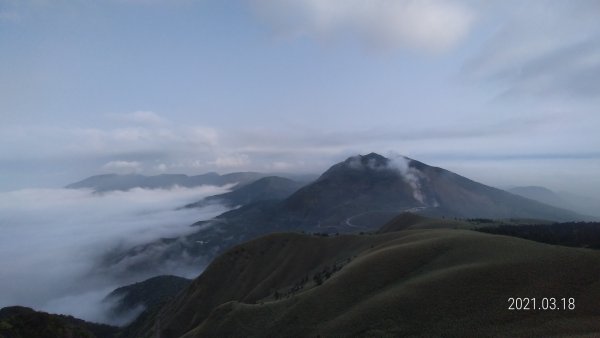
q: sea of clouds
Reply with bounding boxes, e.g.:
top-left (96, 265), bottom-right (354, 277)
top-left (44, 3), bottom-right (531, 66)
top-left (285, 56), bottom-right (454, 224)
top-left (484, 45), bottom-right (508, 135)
top-left (0, 184), bottom-right (231, 324)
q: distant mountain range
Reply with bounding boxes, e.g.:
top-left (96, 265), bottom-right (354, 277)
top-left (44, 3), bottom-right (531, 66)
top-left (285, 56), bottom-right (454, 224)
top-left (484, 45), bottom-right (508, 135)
top-left (508, 186), bottom-right (565, 206)
top-left (102, 153), bottom-right (585, 281)
top-left (508, 186), bottom-right (600, 218)
top-left (65, 157), bottom-right (591, 222)
top-left (65, 172), bottom-right (270, 192)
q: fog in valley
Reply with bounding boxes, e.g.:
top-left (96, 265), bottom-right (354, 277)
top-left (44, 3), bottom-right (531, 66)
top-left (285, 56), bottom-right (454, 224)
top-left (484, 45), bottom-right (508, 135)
top-left (0, 184), bottom-right (231, 324)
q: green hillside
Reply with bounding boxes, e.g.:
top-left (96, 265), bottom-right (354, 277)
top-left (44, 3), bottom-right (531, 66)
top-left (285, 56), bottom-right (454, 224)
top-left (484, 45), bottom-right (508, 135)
top-left (127, 214), bottom-right (600, 337)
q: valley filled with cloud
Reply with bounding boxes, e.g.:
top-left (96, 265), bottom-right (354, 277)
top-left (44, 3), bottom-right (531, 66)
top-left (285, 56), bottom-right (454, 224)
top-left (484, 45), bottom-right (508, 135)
top-left (0, 184), bottom-right (231, 324)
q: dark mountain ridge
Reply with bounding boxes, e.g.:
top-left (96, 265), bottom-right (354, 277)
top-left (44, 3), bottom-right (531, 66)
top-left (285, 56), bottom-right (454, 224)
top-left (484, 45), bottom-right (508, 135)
top-left (66, 172), bottom-right (271, 192)
top-left (184, 176), bottom-right (303, 209)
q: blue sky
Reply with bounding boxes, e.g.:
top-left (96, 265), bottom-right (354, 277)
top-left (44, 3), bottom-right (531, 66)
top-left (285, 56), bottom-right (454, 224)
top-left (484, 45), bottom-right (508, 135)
top-left (1, 0), bottom-right (600, 197)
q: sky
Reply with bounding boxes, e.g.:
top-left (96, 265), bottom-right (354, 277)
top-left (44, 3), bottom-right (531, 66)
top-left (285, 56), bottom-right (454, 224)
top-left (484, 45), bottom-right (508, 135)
top-left (1, 0), bottom-right (600, 198)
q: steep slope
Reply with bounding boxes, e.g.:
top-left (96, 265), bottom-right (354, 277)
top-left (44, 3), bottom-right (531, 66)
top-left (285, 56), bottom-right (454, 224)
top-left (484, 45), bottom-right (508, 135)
top-left (184, 176), bottom-right (304, 208)
top-left (65, 172), bottom-right (269, 192)
top-left (280, 153), bottom-right (424, 228)
top-left (0, 306), bottom-right (118, 338)
top-left (132, 226), bottom-right (600, 338)
top-left (130, 232), bottom-right (393, 338)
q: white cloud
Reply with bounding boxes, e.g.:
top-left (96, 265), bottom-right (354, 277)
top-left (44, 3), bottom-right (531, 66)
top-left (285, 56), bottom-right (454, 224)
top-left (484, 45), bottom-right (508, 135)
top-left (252, 0), bottom-right (475, 52)
top-left (102, 160), bottom-right (142, 173)
top-left (183, 126), bottom-right (219, 147)
top-left (210, 153), bottom-right (250, 168)
top-left (269, 161), bottom-right (294, 171)
top-left (1, 108), bottom-right (599, 201)
top-left (0, 185), bottom-right (231, 324)
top-left (0, 116), bottom-right (220, 162)
top-left (155, 163), bottom-right (168, 172)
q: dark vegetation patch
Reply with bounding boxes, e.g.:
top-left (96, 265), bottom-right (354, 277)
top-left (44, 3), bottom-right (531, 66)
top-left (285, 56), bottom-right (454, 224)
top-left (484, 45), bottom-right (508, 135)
top-left (0, 306), bottom-right (118, 338)
top-left (476, 222), bottom-right (600, 249)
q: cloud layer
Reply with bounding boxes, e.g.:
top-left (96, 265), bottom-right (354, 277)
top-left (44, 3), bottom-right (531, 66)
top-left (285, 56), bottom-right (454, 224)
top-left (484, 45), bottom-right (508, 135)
top-left (463, 1), bottom-right (600, 99)
top-left (0, 184), bottom-right (231, 324)
top-left (2, 108), bottom-right (600, 200)
top-left (252, 0), bottom-right (475, 52)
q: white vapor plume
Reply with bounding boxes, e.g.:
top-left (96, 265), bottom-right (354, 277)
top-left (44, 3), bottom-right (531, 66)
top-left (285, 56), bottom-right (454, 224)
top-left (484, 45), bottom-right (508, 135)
top-left (346, 153), bottom-right (430, 205)
top-left (0, 185), bottom-right (231, 324)
top-left (387, 155), bottom-right (426, 204)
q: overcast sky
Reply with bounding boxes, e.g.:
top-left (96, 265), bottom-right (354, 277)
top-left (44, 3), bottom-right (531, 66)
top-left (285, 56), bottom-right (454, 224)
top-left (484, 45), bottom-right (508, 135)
top-left (1, 0), bottom-right (599, 197)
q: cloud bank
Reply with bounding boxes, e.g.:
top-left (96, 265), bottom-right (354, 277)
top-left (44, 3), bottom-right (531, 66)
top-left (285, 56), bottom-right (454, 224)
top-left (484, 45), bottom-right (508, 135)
top-left (0, 184), bottom-right (231, 324)
top-left (102, 160), bottom-right (143, 173)
top-left (252, 0), bottom-right (475, 52)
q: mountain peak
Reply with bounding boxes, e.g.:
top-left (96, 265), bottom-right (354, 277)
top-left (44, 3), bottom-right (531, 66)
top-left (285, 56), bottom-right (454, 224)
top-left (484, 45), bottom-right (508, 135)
top-left (363, 152), bottom-right (387, 160)
top-left (343, 152), bottom-right (390, 170)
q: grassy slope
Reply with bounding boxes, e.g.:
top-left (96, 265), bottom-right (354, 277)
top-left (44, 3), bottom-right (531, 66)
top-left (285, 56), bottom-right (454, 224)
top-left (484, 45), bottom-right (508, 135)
top-left (183, 230), bottom-right (600, 338)
top-left (134, 212), bottom-right (600, 338)
top-left (148, 233), bottom-right (389, 338)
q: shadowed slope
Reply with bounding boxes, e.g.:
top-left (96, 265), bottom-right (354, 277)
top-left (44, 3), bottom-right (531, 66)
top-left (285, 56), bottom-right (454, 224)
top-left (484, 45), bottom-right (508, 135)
top-left (133, 226), bottom-right (600, 338)
top-left (184, 230), bottom-right (600, 338)
top-left (134, 233), bottom-right (386, 338)
top-left (227, 153), bottom-right (583, 233)
top-left (184, 176), bottom-right (304, 209)
top-left (377, 212), bottom-right (469, 233)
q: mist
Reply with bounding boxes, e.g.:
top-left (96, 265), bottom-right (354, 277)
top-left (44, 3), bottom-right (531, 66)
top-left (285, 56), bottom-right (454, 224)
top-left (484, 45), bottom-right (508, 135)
top-left (0, 185), bottom-right (232, 324)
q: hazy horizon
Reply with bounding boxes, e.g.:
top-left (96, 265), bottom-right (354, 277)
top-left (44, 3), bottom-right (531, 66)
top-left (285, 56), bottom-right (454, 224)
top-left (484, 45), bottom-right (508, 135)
top-left (1, 0), bottom-right (600, 199)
